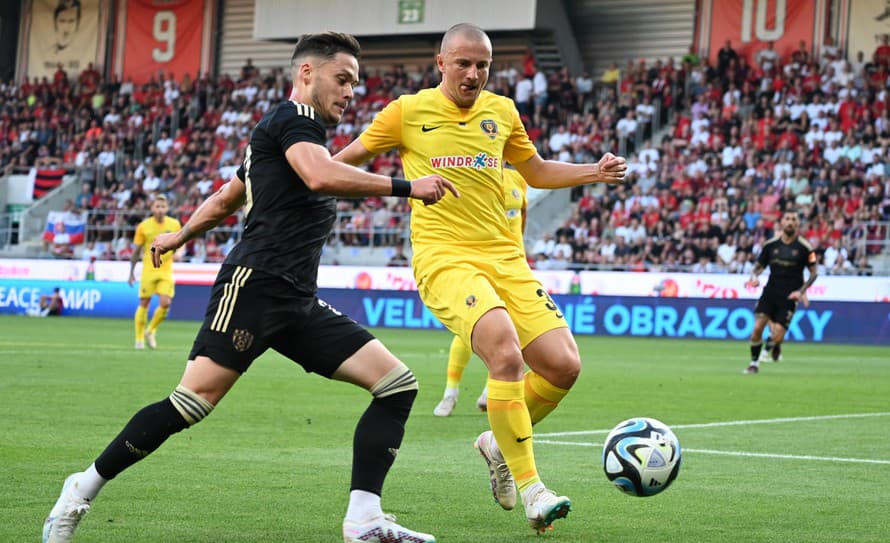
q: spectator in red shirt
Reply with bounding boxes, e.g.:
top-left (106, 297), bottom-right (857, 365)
top-left (78, 62), bottom-right (101, 97)
top-left (874, 34), bottom-right (890, 68)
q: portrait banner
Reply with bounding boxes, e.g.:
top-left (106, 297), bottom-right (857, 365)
top-left (848, 0), bottom-right (890, 61)
top-left (121, 0), bottom-right (205, 84)
top-left (26, 0), bottom-right (101, 80)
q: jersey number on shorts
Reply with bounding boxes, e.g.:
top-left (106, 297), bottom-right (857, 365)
top-left (536, 288), bottom-right (564, 319)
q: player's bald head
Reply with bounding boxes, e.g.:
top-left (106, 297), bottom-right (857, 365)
top-left (440, 23), bottom-right (491, 55)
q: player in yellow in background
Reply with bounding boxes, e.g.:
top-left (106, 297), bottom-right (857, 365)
top-left (434, 167), bottom-right (528, 416)
top-left (336, 23), bottom-right (626, 534)
top-left (129, 195), bottom-right (181, 349)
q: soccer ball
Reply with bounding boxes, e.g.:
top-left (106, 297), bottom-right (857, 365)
top-left (602, 417), bottom-right (681, 497)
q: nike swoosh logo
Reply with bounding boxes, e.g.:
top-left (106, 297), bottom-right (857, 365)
top-left (516, 435), bottom-right (532, 443)
top-left (421, 125), bottom-right (442, 132)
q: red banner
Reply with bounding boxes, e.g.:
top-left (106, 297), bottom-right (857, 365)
top-left (121, 0), bottom-right (205, 84)
top-left (32, 168), bottom-right (66, 199)
top-left (708, 0), bottom-right (817, 65)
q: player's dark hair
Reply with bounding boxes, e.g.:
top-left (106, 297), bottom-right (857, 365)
top-left (54, 0), bottom-right (81, 23)
top-left (291, 32), bottom-right (361, 66)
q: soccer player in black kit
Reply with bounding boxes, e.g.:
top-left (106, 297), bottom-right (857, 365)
top-left (744, 210), bottom-right (818, 374)
top-left (43, 32), bottom-right (457, 543)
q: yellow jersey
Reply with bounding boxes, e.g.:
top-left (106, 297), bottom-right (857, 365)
top-left (359, 88), bottom-right (537, 254)
top-left (134, 215), bottom-right (181, 274)
top-left (503, 168), bottom-right (527, 248)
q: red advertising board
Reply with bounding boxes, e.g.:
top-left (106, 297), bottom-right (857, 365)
top-left (121, 0), bottom-right (206, 84)
top-left (707, 0), bottom-right (818, 65)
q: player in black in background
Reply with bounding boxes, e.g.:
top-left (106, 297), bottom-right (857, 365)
top-left (43, 32), bottom-right (456, 543)
top-left (743, 210), bottom-right (817, 374)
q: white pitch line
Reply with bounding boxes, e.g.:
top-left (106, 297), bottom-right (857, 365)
top-left (535, 412), bottom-right (890, 438)
top-left (535, 439), bottom-right (890, 465)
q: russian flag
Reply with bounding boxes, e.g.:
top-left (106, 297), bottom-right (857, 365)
top-left (42, 210), bottom-right (86, 245)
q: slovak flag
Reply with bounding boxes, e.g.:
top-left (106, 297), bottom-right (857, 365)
top-left (42, 210), bottom-right (86, 245)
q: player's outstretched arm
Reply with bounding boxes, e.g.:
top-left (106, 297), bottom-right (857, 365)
top-left (288, 141), bottom-right (458, 204)
top-left (149, 176), bottom-right (246, 268)
top-left (514, 152), bottom-right (627, 189)
top-left (332, 137), bottom-right (377, 167)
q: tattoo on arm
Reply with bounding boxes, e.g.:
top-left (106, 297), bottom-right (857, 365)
top-left (179, 224), bottom-right (194, 244)
top-left (800, 264), bottom-right (818, 293)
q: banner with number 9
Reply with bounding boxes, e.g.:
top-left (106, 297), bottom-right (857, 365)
top-left (119, 0), bottom-right (209, 84)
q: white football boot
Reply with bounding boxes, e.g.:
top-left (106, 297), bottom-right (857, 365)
top-left (521, 482), bottom-right (572, 534)
top-left (473, 430), bottom-right (517, 510)
top-left (475, 387), bottom-right (488, 412)
top-left (343, 513), bottom-right (436, 542)
top-left (758, 347), bottom-right (771, 363)
top-left (432, 394), bottom-right (457, 417)
top-left (43, 473), bottom-right (91, 543)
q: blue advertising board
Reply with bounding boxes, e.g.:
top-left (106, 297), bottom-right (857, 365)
top-left (313, 289), bottom-right (890, 345)
top-left (0, 279), bottom-right (161, 317)
top-left (2, 280), bottom-right (888, 345)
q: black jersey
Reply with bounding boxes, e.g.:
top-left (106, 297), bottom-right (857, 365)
top-left (226, 101), bottom-right (334, 296)
top-left (757, 235), bottom-right (815, 295)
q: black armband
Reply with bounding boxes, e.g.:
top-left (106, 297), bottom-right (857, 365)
top-left (391, 177), bottom-right (412, 197)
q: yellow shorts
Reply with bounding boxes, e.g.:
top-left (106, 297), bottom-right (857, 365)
top-left (414, 246), bottom-right (567, 349)
top-left (139, 273), bottom-right (175, 299)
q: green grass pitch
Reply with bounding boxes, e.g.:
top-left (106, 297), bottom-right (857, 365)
top-left (2, 314), bottom-right (888, 542)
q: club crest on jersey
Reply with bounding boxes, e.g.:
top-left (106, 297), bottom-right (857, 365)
top-left (465, 295), bottom-right (477, 308)
top-left (232, 329), bottom-right (254, 352)
top-left (480, 119), bottom-right (498, 139)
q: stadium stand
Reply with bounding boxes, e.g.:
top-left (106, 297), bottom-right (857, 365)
top-left (1, 26), bottom-right (888, 273)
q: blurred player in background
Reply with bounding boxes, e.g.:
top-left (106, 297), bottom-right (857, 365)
top-left (43, 32), bottom-right (455, 543)
top-left (336, 22), bottom-right (626, 534)
top-left (129, 195), bottom-right (181, 349)
top-left (744, 210), bottom-right (818, 374)
top-left (434, 167), bottom-right (528, 416)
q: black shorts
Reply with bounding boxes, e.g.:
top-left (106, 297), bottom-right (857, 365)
top-left (189, 265), bottom-right (374, 376)
top-left (754, 290), bottom-right (797, 329)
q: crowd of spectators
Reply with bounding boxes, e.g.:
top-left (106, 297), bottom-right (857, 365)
top-left (1, 37), bottom-right (888, 274)
top-left (530, 37), bottom-right (890, 276)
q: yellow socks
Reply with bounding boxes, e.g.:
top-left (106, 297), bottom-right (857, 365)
top-left (148, 306), bottom-right (169, 333)
top-left (524, 371), bottom-right (570, 424)
top-left (134, 306), bottom-right (148, 341)
top-left (486, 377), bottom-right (539, 491)
top-left (446, 335), bottom-right (472, 389)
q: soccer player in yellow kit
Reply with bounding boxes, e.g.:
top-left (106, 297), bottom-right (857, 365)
top-left (336, 23), bottom-right (626, 534)
top-left (433, 167), bottom-right (527, 417)
top-left (129, 195), bottom-right (181, 349)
